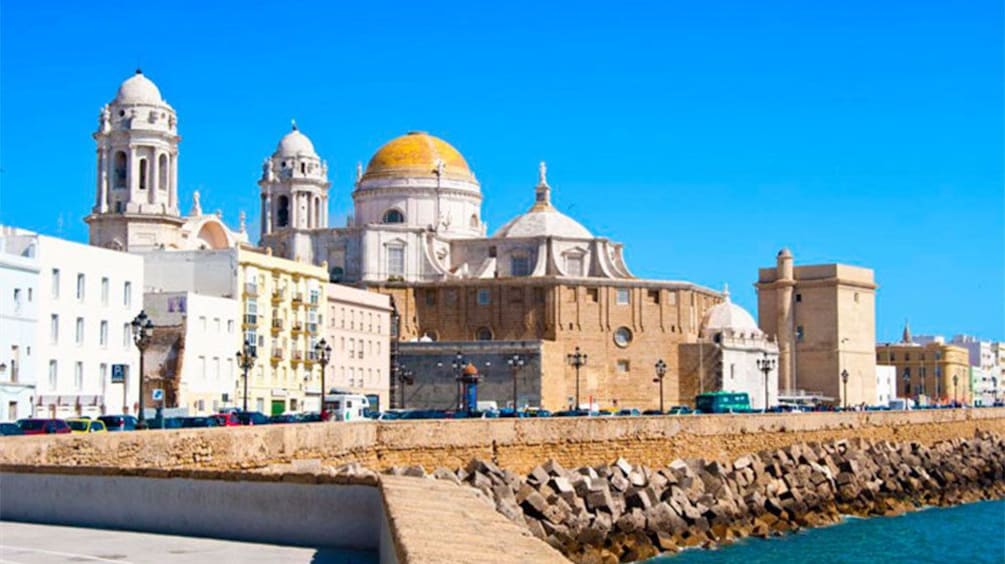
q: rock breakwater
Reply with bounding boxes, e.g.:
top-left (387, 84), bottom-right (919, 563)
top-left (387, 431), bottom-right (1005, 563)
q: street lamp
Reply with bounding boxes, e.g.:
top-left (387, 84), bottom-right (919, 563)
top-left (953, 373), bottom-right (959, 406)
top-left (566, 346), bottom-right (587, 410)
top-left (451, 351), bottom-right (466, 410)
top-left (840, 369), bottom-right (849, 410)
top-left (756, 353), bottom-right (776, 413)
top-left (236, 338), bottom-right (257, 412)
top-left (130, 310), bottom-right (154, 429)
top-left (507, 354), bottom-right (526, 412)
top-left (314, 338), bottom-right (332, 419)
top-left (396, 365), bottom-right (414, 409)
top-left (653, 359), bottom-right (667, 413)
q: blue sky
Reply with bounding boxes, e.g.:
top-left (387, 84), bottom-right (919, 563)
top-left (1, 1), bottom-right (1002, 341)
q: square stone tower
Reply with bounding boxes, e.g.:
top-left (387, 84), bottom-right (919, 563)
top-left (756, 249), bottom-right (878, 407)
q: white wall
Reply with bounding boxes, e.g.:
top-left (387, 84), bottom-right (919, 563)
top-left (875, 365), bottom-right (896, 406)
top-left (0, 238), bottom-right (39, 421)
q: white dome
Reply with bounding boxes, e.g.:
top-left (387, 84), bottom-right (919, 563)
top-left (114, 70), bottom-right (164, 104)
top-left (275, 126), bottom-right (317, 157)
top-left (495, 208), bottom-right (593, 239)
top-left (702, 289), bottom-right (760, 334)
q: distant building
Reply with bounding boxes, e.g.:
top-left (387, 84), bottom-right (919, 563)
top-left (325, 283), bottom-right (391, 411)
top-left (755, 249), bottom-right (878, 407)
top-left (876, 322), bottom-right (971, 405)
top-left (875, 365), bottom-right (896, 406)
top-left (0, 233), bottom-right (40, 421)
top-left (1, 227), bottom-right (143, 418)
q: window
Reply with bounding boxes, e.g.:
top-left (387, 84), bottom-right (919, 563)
top-left (123, 282), bottom-right (132, 307)
top-left (227, 320), bottom-right (234, 333)
top-left (99, 321), bottom-right (108, 347)
top-left (795, 294), bottom-right (802, 303)
top-left (199, 356), bottom-right (207, 380)
top-left (50, 315), bottom-right (59, 344)
top-left (113, 151), bottom-right (127, 188)
top-left (616, 360), bottom-right (630, 373)
top-left (511, 255), bottom-right (531, 277)
top-left (476, 327), bottom-right (493, 341)
top-left (387, 246), bottom-right (405, 276)
top-left (214, 318), bottom-right (221, 333)
top-left (382, 209), bottom-right (405, 224)
top-left (158, 154), bottom-right (168, 191)
top-left (199, 316), bottom-right (207, 331)
top-left (138, 158), bottom-right (148, 190)
top-left (75, 362), bottom-right (83, 390)
top-left (616, 288), bottom-right (630, 305)
top-left (99, 363), bottom-right (108, 386)
top-left (565, 255), bottom-right (584, 277)
top-left (854, 292), bottom-right (860, 303)
top-left (76, 274), bottom-right (86, 301)
top-left (477, 289), bottom-right (491, 306)
top-left (13, 288), bottom-right (21, 310)
top-left (101, 277), bottom-right (109, 305)
top-left (48, 360), bottom-right (57, 388)
top-left (123, 322), bottom-right (131, 347)
top-left (647, 289), bottom-right (660, 304)
top-left (587, 288), bottom-right (599, 303)
top-left (796, 326), bottom-right (805, 342)
top-left (76, 317), bottom-right (84, 345)
top-left (256, 398), bottom-right (265, 412)
top-left (51, 269), bottom-right (60, 299)
top-left (614, 327), bottom-right (633, 347)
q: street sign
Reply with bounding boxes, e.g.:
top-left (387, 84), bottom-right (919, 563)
top-left (152, 389), bottom-right (164, 401)
top-left (111, 364), bottom-right (126, 384)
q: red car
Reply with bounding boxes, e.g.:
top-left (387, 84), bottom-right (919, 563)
top-left (210, 412), bottom-right (241, 427)
top-left (17, 418), bottom-right (71, 435)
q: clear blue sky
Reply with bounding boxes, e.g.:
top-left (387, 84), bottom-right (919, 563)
top-left (1, 1), bottom-right (1002, 341)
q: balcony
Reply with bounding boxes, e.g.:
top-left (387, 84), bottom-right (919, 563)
top-left (291, 321), bottom-right (304, 334)
top-left (271, 318), bottom-right (284, 332)
top-left (292, 292), bottom-right (305, 305)
top-left (291, 349), bottom-right (304, 364)
top-left (305, 350), bottom-right (317, 365)
top-left (271, 348), bottom-right (284, 363)
top-left (271, 289), bottom-right (285, 303)
top-left (244, 283), bottom-right (259, 297)
top-left (242, 314), bottom-right (258, 327)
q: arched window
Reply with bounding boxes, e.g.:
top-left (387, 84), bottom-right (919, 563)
top-left (475, 327), bottom-right (493, 341)
top-left (470, 214), bottom-right (479, 228)
top-left (277, 195), bottom-right (290, 228)
top-left (138, 158), bottom-right (148, 190)
top-left (157, 154), bottom-right (168, 191)
top-left (382, 209), bottom-right (405, 224)
top-left (113, 152), bottom-right (127, 188)
top-left (314, 197), bottom-right (321, 228)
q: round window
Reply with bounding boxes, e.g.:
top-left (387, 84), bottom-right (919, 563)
top-left (614, 327), bottom-right (633, 348)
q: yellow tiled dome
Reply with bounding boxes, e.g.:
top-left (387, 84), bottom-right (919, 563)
top-left (362, 131), bottom-right (476, 184)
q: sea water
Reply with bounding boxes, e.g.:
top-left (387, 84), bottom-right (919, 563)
top-left (645, 499), bottom-right (1005, 564)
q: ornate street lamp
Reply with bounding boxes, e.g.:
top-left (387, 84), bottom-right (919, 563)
top-left (236, 338), bottom-right (257, 412)
top-left (953, 373), bottom-right (959, 406)
top-left (507, 354), bottom-right (526, 412)
top-left (840, 369), bottom-right (849, 409)
top-left (756, 353), bottom-right (776, 413)
top-left (653, 359), bottom-right (667, 413)
top-left (902, 369), bottom-right (911, 402)
top-left (396, 365), bottom-right (414, 409)
top-left (451, 351), bottom-right (466, 410)
top-left (566, 346), bottom-right (587, 410)
top-left (314, 338), bottom-right (332, 419)
top-left (388, 297), bottom-right (400, 408)
top-left (130, 310), bottom-right (154, 429)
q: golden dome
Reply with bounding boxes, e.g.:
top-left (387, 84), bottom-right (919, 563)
top-left (362, 131), bottom-right (477, 184)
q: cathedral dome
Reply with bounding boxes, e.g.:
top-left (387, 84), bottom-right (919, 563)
top-left (275, 124), bottom-right (317, 157)
top-left (362, 131), bottom-right (477, 184)
top-left (114, 70), bottom-right (164, 105)
top-left (702, 287), bottom-right (761, 335)
top-left (494, 162), bottom-right (592, 240)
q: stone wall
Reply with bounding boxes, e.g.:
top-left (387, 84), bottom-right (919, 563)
top-left (2, 409), bottom-right (1004, 475)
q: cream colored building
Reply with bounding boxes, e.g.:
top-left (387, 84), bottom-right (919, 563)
top-left (876, 324), bottom-right (971, 405)
top-left (325, 283), bottom-right (392, 410)
top-left (756, 249), bottom-right (878, 407)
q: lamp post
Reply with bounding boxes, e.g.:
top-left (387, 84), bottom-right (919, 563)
top-left (653, 359), bottom-right (667, 413)
top-left (314, 338), bottom-right (332, 419)
top-left (130, 310), bottom-right (154, 429)
top-left (451, 351), bottom-right (465, 410)
top-left (756, 353), bottom-right (776, 413)
top-left (388, 297), bottom-right (400, 408)
top-left (397, 365), bottom-right (414, 409)
top-left (953, 373), bottom-right (959, 406)
top-left (236, 338), bottom-right (257, 412)
top-left (840, 369), bottom-right (849, 409)
top-left (507, 354), bottom-right (526, 412)
top-left (566, 346), bottom-right (587, 410)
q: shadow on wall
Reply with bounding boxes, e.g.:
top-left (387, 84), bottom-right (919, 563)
top-left (310, 548), bottom-right (377, 564)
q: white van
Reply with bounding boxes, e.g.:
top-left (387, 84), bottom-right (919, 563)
top-left (323, 393), bottom-right (370, 422)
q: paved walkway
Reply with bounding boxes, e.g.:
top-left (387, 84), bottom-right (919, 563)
top-left (380, 475), bottom-right (568, 563)
top-left (0, 522), bottom-right (376, 564)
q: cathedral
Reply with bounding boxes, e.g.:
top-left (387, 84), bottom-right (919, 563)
top-left (85, 70), bottom-right (784, 411)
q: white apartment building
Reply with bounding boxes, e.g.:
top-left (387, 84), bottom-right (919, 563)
top-left (1, 228), bottom-right (143, 418)
top-left (0, 233), bottom-right (40, 421)
top-left (143, 291), bottom-right (240, 415)
top-left (325, 283), bottom-right (391, 411)
top-left (875, 365), bottom-right (896, 406)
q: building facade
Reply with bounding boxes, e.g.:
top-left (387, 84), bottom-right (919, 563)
top-left (325, 283), bottom-right (391, 411)
top-left (756, 249), bottom-right (878, 407)
top-left (0, 231), bottom-right (40, 421)
top-left (875, 365), bottom-right (896, 406)
top-left (876, 324), bottom-right (971, 405)
top-left (2, 228), bottom-right (143, 418)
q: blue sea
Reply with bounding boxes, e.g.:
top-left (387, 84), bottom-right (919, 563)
top-left (646, 500), bottom-right (1005, 564)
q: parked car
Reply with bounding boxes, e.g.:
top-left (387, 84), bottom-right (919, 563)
top-left (616, 408), bottom-right (642, 417)
top-left (552, 409), bottom-right (596, 417)
top-left (235, 411), bottom-right (270, 425)
top-left (642, 409), bottom-right (664, 416)
top-left (667, 406), bottom-right (693, 415)
top-left (268, 414), bottom-right (299, 424)
top-left (297, 412), bottom-right (322, 423)
top-left (0, 422), bottom-right (24, 436)
top-left (97, 415), bottom-right (137, 431)
top-left (180, 416), bottom-right (219, 428)
top-left (377, 410), bottom-right (405, 421)
top-left (211, 412), bottom-right (241, 427)
top-left (524, 409), bottom-right (552, 418)
top-left (67, 418), bottom-right (107, 433)
top-left (17, 418), bottom-right (71, 435)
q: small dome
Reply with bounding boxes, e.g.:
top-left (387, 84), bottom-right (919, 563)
top-left (495, 208), bottom-right (593, 239)
top-left (114, 70), bottom-right (164, 105)
top-left (275, 124), bottom-right (317, 157)
top-left (463, 363), bottom-right (479, 376)
top-left (362, 131), bottom-right (476, 184)
top-left (702, 288), bottom-right (760, 335)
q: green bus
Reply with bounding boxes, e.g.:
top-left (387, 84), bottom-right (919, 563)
top-left (695, 392), bottom-right (751, 414)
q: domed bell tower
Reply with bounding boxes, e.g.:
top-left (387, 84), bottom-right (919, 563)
top-left (86, 69), bottom-right (182, 251)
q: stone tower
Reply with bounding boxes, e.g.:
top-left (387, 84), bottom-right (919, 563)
top-left (774, 248), bottom-right (796, 393)
top-left (258, 123), bottom-right (330, 263)
top-left (86, 69), bottom-right (182, 251)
